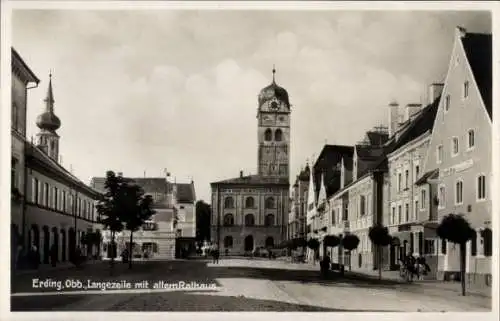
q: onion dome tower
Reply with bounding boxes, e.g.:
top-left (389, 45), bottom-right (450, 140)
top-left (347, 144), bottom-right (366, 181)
top-left (36, 73), bottom-right (61, 162)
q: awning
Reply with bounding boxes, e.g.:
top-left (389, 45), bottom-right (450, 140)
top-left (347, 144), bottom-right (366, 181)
top-left (415, 169), bottom-right (439, 186)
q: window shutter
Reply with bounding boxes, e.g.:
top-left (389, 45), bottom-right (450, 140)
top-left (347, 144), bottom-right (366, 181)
top-left (410, 233), bottom-right (414, 253)
top-left (153, 243), bottom-right (158, 253)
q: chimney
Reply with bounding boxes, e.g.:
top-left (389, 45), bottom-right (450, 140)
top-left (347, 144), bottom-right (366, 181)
top-left (240, 170), bottom-right (243, 178)
top-left (455, 26), bottom-right (467, 39)
top-left (428, 83), bottom-right (444, 105)
top-left (388, 101), bottom-right (399, 137)
top-left (405, 103), bottom-right (423, 122)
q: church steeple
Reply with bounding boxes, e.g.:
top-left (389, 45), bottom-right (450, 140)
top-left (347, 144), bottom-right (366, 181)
top-left (45, 72), bottom-right (55, 112)
top-left (36, 73), bottom-right (61, 162)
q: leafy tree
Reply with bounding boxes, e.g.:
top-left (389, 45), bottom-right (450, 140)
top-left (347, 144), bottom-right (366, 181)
top-left (323, 235), bottom-right (341, 247)
top-left (368, 224), bottom-right (392, 280)
top-left (437, 214), bottom-right (476, 296)
top-left (322, 234), bottom-right (341, 261)
top-left (307, 238), bottom-right (320, 264)
top-left (96, 171), bottom-right (126, 273)
top-left (120, 181), bottom-right (155, 269)
top-left (341, 233), bottom-right (360, 271)
top-left (195, 200), bottom-right (211, 244)
top-left (307, 238), bottom-right (320, 250)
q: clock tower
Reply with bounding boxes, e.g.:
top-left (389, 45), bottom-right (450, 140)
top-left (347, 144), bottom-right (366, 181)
top-left (257, 67), bottom-right (291, 178)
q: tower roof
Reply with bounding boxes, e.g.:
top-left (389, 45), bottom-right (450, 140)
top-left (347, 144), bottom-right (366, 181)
top-left (36, 73), bottom-right (61, 131)
top-left (258, 66), bottom-right (290, 108)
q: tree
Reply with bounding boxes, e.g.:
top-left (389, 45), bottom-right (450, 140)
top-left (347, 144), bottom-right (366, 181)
top-left (368, 224), bottom-right (392, 280)
top-left (120, 181), bottom-right (155, 269)
top-left (83, 230), bottom-right (103, 259)
top-left (195, 200), bottom-right (211, 244)
top-left (323, 234), bottom-right (341, 261)
top-left (437, 214), bottom-right (476, 296)
top-left (96, 171), bottom-right (126, 274)
top-left (307, 238), bottom-right (320, 264)
top-left (341, 233), bottom-right (360, 271)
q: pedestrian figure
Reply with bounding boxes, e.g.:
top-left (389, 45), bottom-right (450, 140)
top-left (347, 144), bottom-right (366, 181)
top-left (50, 243), bottom-right (57, 267)
top-left (214, 248), bottom-right (220, 264)
top-left (320, 254), bottom-right (331, 279)
top-left (225, 248), bottom-right (229, 257)
top-left (30, 245), bottom-right (40, 269)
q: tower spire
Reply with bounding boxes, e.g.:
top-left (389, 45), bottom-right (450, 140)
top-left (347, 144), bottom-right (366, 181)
top-left (44, 71), bottom-right (55, 113)
top-left (272, 64), bottom-right (276, 83)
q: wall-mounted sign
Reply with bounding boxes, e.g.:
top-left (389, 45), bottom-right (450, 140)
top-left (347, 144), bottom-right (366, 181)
top-left (440, 159), bottom-right (474, 178)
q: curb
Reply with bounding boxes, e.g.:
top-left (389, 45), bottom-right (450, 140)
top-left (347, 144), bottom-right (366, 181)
top-left (347, 271), bottom-right (492, 299)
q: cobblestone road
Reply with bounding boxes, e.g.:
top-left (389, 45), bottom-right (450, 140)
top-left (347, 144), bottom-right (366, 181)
top-left (10, 258), bottom-right (492, 312)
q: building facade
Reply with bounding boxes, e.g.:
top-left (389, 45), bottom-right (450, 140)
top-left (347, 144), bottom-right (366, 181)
top-left (210, 70), bottom-right (290, 255)
top-left (11, 50), bottom-right (102, 268)
top-left (288, 166), bottom-right (310, 241)
top-left (172, 182), bottom-right (197, 258)
top-left (385, 88), bottom-right (442, 274)
top-left (11, 48), bottom-right (40, 268)
top-left (418, 27), bottom-right (492, 285)
top-left (91, 176), bottom-right (183, 261)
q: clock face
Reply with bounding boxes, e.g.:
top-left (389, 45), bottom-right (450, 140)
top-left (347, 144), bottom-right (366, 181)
top-left (270, 101), bottom-right (279, 110)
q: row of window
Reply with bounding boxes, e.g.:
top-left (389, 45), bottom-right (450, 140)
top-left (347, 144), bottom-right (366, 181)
top-left (436, 130), bottom-right (475, 163)
top-left (30, 177), bottom-right (96, 221)
top-left (264, 128), bottom-right (283, 142)
top-left (223, 213), bottom-right (275, 226)
top-left (443, 81), bottom-right (469, 113)
top-left (224, 196), bottom-right (276, 209)
top-left (396, 164), bottom-right (420, 192)
top-left (390, 202), bottom-right (419, 226)
top-left (438, 175), bottom-right (487, 207)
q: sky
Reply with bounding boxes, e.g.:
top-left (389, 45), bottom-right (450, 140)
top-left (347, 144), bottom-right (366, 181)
top-left (12, 9), bottom-right (491, 203)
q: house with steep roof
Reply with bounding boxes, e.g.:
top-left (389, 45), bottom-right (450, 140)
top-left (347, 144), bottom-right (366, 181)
top-left (416, 27), bottom-right (492, 286)
top-left (91, 176), bottom-right (182, 260)
top-left (288, 165), bottom-right (310, 241)
top-left (385, 85), bottom-right (442, 273)
top-left (325, 130), bottom-right (389, 270)
top-left (304, 145), bottom-right (355, 262)
top-left (11, 49), bottom-right (102, 269)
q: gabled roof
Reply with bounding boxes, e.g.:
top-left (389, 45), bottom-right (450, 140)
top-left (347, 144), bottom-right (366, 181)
top-left (91, 177), bottom-right (170, 194)
top-left (26, 143), bottom-right (100, 197)
top-left (211, 174), bottom-right (289, 186)
top-left (415, 169), bottom-right (439, 186)
top-left (355, 145), bottom-right (385, 161)
top-left (461, 33), bottom-right (492, 119)
top-left (366, 131), bottom-right (389, 146)
top-left (370, 96), bottom-right (440, 172)
top-left (11, 47), bottom-right (40, 84)
top-left (315, 145), bottom-right (354, 164)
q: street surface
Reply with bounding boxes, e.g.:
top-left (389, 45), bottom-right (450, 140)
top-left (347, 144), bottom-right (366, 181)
top-left (10, 258), bottom-right (491, 312)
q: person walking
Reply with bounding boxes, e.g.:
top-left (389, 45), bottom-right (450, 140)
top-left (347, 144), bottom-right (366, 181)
top-left (214, 247), bottom-right (220, 264)
top-left (320, 254), bottom-right (331, 279)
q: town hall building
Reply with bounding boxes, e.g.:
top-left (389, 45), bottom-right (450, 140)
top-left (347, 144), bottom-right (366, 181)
top-left (210, 69), bottom-right (290, 255)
